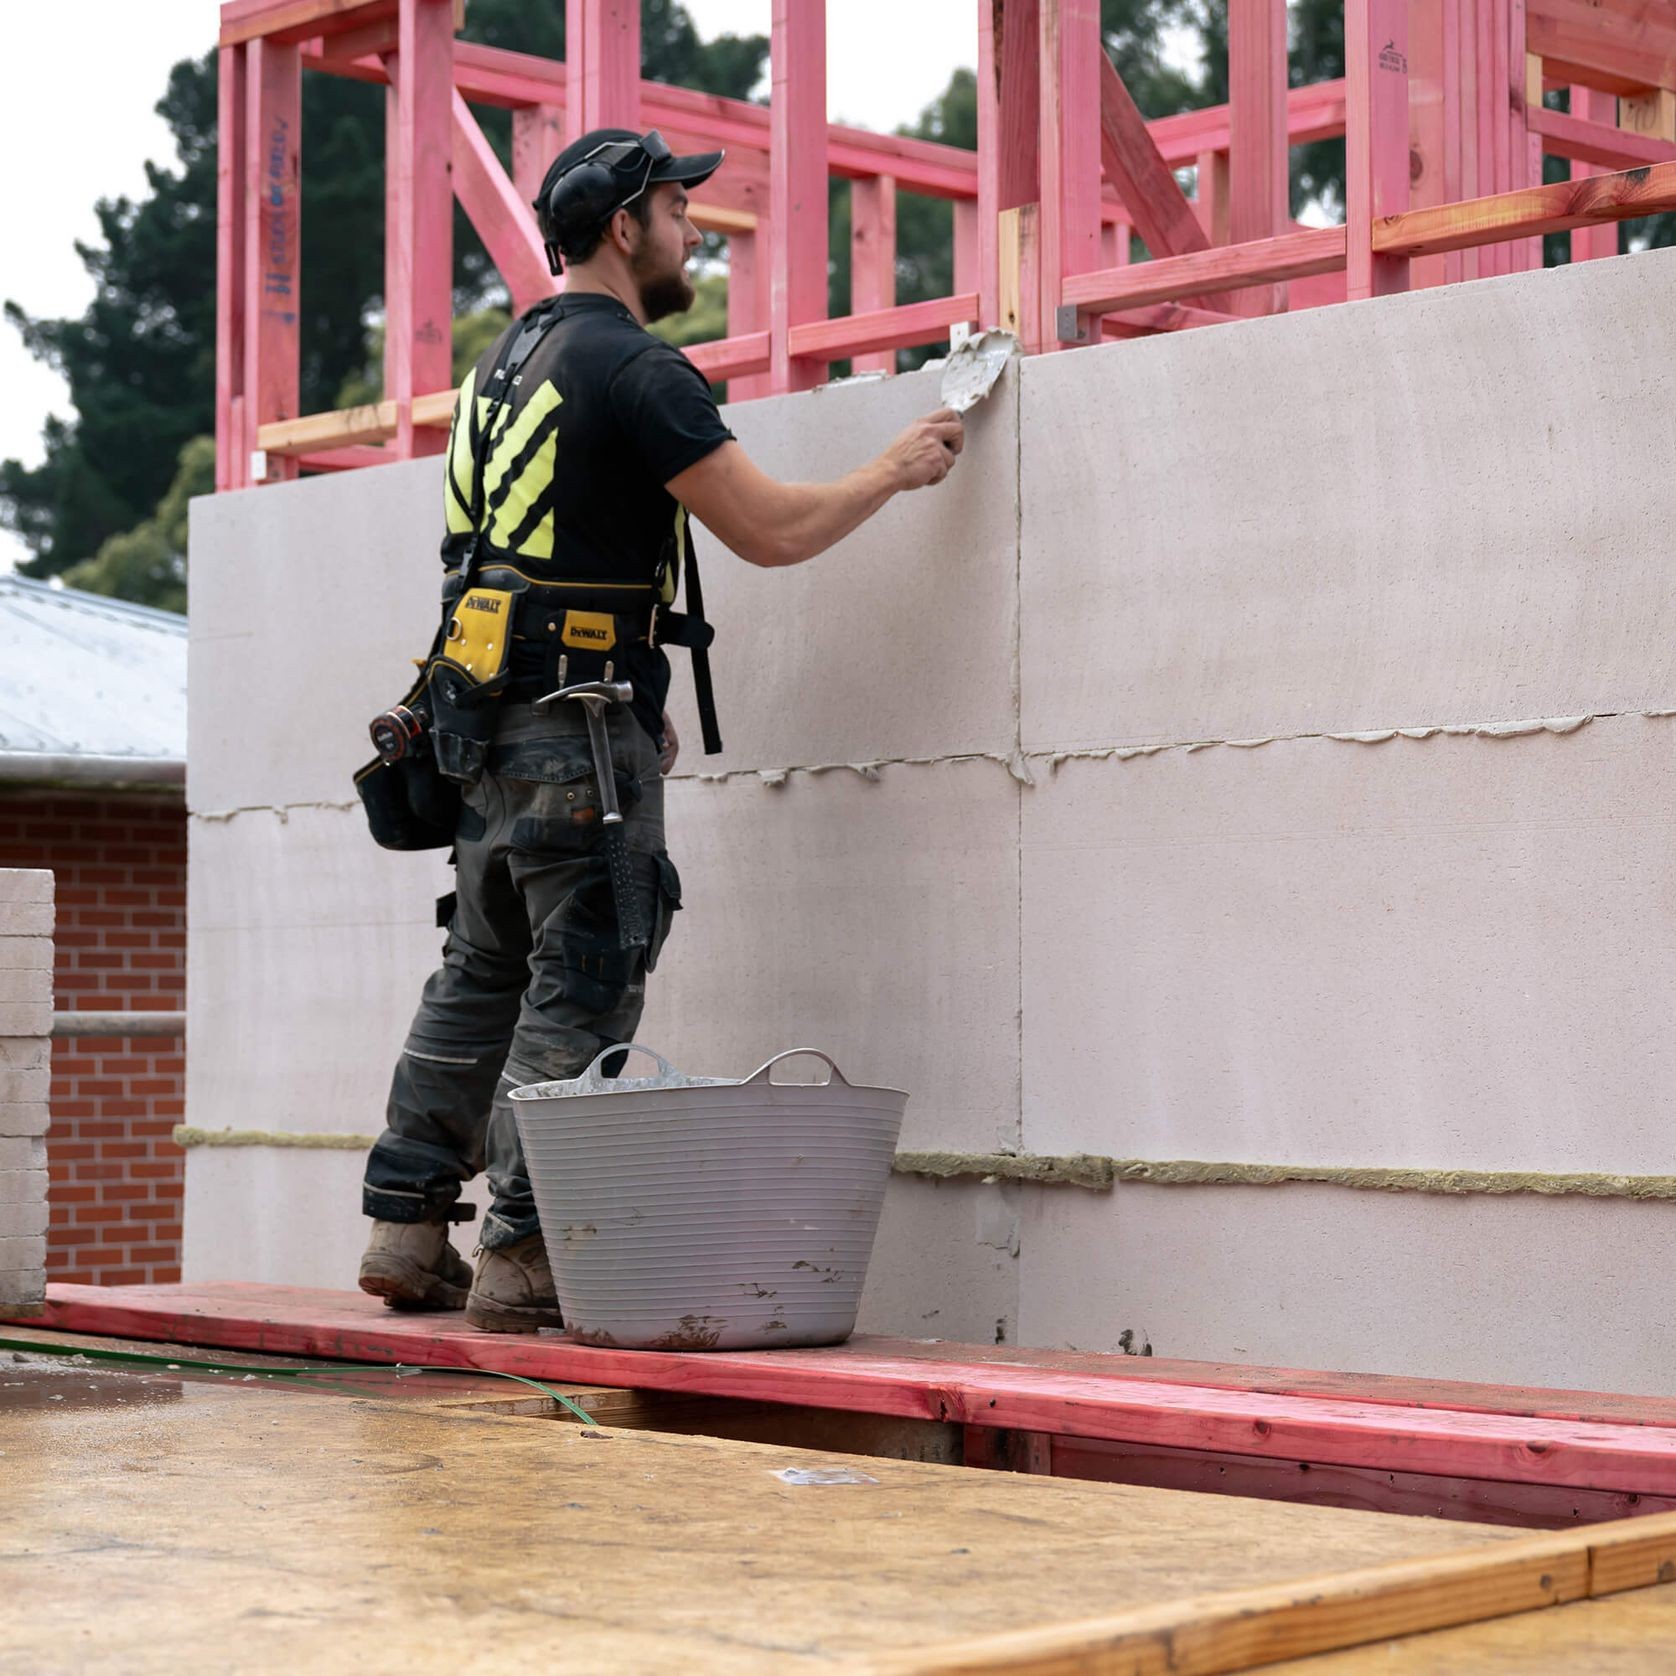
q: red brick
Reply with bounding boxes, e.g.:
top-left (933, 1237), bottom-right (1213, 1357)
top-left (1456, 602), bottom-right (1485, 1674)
top-left (70, 1204), bottom-right (124, 1224)
top-left (134, 1202), bottom-right (180, 1222)
top-left (99, 1184), bottom-right (152, 1203)
top-left (48, 1184), bottom-right (98, 1204)
top-left (70, 1162), bottom-right (126, 1182)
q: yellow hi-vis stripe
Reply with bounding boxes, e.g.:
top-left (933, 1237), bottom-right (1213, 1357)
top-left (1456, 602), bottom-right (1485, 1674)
top-left (443, 367), bottom-right (477, 534)
top-left (664, 504), bottom-right (687, 604)
top-left (484, 382), bottom-right (564, 553)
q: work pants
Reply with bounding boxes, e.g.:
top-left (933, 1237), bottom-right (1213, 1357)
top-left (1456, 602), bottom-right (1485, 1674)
top-left (362, 700), bottom-right (679, 1248)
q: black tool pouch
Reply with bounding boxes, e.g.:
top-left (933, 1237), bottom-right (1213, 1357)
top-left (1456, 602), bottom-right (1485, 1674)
top-left (353, 699), bottom-right (462, 853)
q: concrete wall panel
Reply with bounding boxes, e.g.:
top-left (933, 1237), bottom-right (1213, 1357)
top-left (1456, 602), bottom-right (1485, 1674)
top-left (665, 360), bottom-right (1020, 775)
top-left (1020, 714), bottom-right (1676, 1172)
top-left (640, 760), bottom-right (1020, 1154)
top-left (1020, 247), bottom-right (1676, 753)
top-left (1018, 1182), bottom-right (1676, 1396)
top-left (188, 459), bottom-right (441, 814)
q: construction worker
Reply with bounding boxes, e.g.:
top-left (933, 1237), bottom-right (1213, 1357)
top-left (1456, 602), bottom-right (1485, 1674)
top-left (357, 127), bottom-right (965, 1332)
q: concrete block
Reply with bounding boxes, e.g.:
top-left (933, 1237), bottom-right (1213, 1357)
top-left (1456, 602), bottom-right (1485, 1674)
top-left (1018, 1181), bottom-right (1676, 1395)
top-left (0, 1196), bottom-right (48, 1237)
top-left (0, 937), bottom-right (54, 972)
top-left (0, 903), bottom-right (54, 938)
top-left (0, 1271), bottom-right (44, 1312)
top-left (858, 1176), bottom-right (1019, 1346)
top-left (0, 1103), bottom-right (50, 1138)
top-left (188, 920), bottom-right (445, 1136)
top-left (1021, 714), bottom-right (1676, 1174)
top-left (639, 758), bottom-right (1021, 1153)
top-left (664, 359), bottom-right (1021, 776)
top-left (0, 871), bottom-right (53, 903)
top-left (0, 1004), bottom-right (53, 1038)
top-left (188, 458), bottom-right (444, 814)
top-left (190, 806), bottom-right (451, 934)
top-left (0, 1136), bottom-right (46, 1173)
top-left (1019, 244), bottom-right (1676, 753)
top-left (0, 1039), bottom-right (49, 1073)
top-left (0, 1235), bottom-right (46, 1274)
top-left (0, 968), bottom-right (52, 1005)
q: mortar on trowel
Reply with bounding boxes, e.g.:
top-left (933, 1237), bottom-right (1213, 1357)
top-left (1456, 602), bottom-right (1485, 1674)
top-left (511, 1045), bottom-right (907, 1352)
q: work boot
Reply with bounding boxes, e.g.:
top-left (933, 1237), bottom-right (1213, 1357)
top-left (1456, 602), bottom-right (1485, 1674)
top-left (358, 1219), bottom-right (472, 1311)
top-left (464, 1235), bottom-right (565, 1334)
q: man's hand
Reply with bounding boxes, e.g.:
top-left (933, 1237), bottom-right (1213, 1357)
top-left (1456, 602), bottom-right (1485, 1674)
top-left (882, 408), bottom-right (965, 491)
top-left (659, 711), bottom-right (679, 776)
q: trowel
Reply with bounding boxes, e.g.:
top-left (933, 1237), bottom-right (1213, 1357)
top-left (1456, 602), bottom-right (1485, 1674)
top-left (939, 329), bottom-right (1017, 414)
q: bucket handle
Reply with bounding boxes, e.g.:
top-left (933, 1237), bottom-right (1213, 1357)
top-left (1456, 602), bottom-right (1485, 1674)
top-left (572, 1042), bottom-right (681, 1091)
top-left (743, 1048), bottom-right (851, 1088)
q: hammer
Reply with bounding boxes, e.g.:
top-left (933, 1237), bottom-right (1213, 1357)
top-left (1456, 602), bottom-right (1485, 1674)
top-left (534, 659), bottom-right (649, 950)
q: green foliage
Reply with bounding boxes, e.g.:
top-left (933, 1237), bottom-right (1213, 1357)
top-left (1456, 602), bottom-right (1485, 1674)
top-left (61, 435), bottom-right (213, 616)
top-left (336, 308), bottom-right (514, 410)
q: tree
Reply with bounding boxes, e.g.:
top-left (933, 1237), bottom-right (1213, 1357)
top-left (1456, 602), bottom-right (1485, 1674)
top-left (1, 0), bottom-right (767, 586)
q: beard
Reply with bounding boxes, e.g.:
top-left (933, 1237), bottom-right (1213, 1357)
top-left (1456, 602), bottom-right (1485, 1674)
top-left (631, 243), bottom-right (695, 324)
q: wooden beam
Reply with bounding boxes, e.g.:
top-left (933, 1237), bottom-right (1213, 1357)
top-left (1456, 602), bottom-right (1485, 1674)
top-left (1346, 0), bottom-right (1412, 298)
top-left (261, 401), bottom-right (397, 453)
top-left (1373, 157), bottom-right (1676, 254)
top-left (1062, 224), bottom-right (1347, 313)
top-left (888, 1512), bottom-right (1676, 1675)
top-left (215, 44), bottom-right (249, 492)
top-left (1621, 85), bottom-right (1676, 142)
top-left (1527, 0), bottom-right (1676, 97)
top-left (997, 203), bottom-right (1044, 352)
top-left (220, 0), bottom-right (394, 48)
top-left (1150, 80), bottom-right (1350, 166)
top-left (769, 0), bottom-right (829, 392)
top-left (1227, 0), bottom-right (1290, 313)
top-left (850, 176), bottom-right (898, 373)
top-left (975, 0), bottom-right (1000, 326)
top-left (1532, 102), bottom-right (1676, 167)
top-left (451, 90), bottom-right (554, 315)
top-left (997, 0), bottom-right (1041, 210)
top-left (1037, 0), bottom-right (1103, 347)
top-left (511, 103), bottom-right (564, 211)
top-left (787, 293), bottom-right (980, 361)
top-left (1101, 301), bottom-right (1243, 336)
top-left (724, 229), bottom-right (772, 400)
top-left (565, 0), bottom-right (640, 141)
top-left (1097, 54), bottom-right (1210, 259)
top-left (243, 38), bottom-right (302, 483)
top-left (1407, 0), bottom-right (1453, 288)
top-left (680, 332), bottom-right (773, 382)
top-left (384, 0), bottom-right (453, 457)
top-left (1572, 85), bottom-right (1623, 261)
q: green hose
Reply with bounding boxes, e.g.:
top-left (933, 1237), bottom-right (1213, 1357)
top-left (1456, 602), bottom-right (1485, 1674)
top-left (0, 1336), bottom-right (600, 1426)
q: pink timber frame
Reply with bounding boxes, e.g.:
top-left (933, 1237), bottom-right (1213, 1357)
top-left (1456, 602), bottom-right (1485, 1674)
top-left (215, 0), bottom-right (1676, 490)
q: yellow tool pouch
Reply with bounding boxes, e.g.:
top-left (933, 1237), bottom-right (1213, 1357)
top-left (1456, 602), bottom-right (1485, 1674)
top-left (438, 587), bottom-right (516, 688)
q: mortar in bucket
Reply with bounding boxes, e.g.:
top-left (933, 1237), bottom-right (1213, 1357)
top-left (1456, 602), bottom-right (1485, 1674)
top-left (510, 1045), bottom-right (908, 1351)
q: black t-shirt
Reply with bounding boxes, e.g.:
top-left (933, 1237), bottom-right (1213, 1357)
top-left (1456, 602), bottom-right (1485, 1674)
top-left (440, 292), bottom-right (734, 742)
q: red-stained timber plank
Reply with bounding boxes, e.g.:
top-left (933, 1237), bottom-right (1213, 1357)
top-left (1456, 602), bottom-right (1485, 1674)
top-left (769, 0), bottom-right (829, 392)
top-left (683, 331), bottom-right (771, 381)
top-left (1374, 157), bottom-right (1676, 253)
top-left (385, 0), bottom-right (454, 457)
top-left (451, 90), bottom-right (554, 314)
top-left (724, 229), bottom-right (772, 400)
top-left (1533, 105), bottom-right (1676, 170)
top-left (975, 0), bottom-right (1001, 326)
top-left (1062, 224), bottom-right (1347, 312)
top-left (26, 1283), bottom-right (1676, 1497)
top-left (1346, 0), bottom-right (1412, 299)
top-left (1036, 0), bottom-right (1102, 346)
top-left (850, 175), bottom-right (898, 374)
top-left (1527, 0), bottom-right (1676, 96)
top-left (1096, 54), bottom-right (1210, 260)
top-left (511, 103), bottom-right (564, 211)
top-left (243, 38), bottom-right (302, 482)
top-left (788, 294), bottom-right (979, 360)
top-left (566, 0), bottom-right (640, 142)
top-left (1571, 85), bottom-right (1624, 262)
top-left (216, 44), bottom-right (249, 491)
top-left (1227, 0), bottom-right (1290, 314)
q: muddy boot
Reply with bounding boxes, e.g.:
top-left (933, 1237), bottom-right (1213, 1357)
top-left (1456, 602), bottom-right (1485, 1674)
top-left (464, 1234), bottom-right (565, 1334)
top-left (358, 1219), bottom-right (472, 1311)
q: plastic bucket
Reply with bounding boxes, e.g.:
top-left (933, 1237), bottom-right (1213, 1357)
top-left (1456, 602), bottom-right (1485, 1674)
top-left (510, 1045), bottom-right (907, 1351)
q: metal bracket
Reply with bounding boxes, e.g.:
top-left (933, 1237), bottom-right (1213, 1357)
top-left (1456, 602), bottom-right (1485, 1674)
top-left (1055, 306), bottom-right (1091, 345)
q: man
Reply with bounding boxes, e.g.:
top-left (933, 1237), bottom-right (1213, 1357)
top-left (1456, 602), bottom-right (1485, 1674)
top-left (357, 127), bottom-right (965, 1332)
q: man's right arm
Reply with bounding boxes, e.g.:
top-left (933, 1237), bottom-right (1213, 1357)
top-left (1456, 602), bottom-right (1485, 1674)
top-left (666, 409), bottom-right (965, 569)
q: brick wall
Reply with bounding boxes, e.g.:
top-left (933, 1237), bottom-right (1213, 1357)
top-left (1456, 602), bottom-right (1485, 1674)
top-left (0, 868), bottom-right (52, 1315)
top-left (0, 795), bottom-right (186, 1286)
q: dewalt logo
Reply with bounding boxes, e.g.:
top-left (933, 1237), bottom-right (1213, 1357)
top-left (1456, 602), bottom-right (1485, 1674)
top-left (561, 611), bottom-right (617, 651)
top-left (463, 595), bottom-right (503, 614)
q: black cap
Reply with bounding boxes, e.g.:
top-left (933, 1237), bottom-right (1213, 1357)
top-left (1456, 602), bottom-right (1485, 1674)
top-left (533, 126), bottom-right (725, 257)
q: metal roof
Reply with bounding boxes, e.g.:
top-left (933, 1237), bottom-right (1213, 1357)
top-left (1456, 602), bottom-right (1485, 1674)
top-left (0, 574), bottom-right (186, 777)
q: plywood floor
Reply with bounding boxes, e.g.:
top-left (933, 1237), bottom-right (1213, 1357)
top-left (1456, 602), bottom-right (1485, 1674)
top-left (1, 1354), bottom-right (1526, 1675)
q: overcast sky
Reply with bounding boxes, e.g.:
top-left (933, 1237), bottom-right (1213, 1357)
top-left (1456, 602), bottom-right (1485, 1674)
top-left (0, 1), bottom-right (981, 571)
